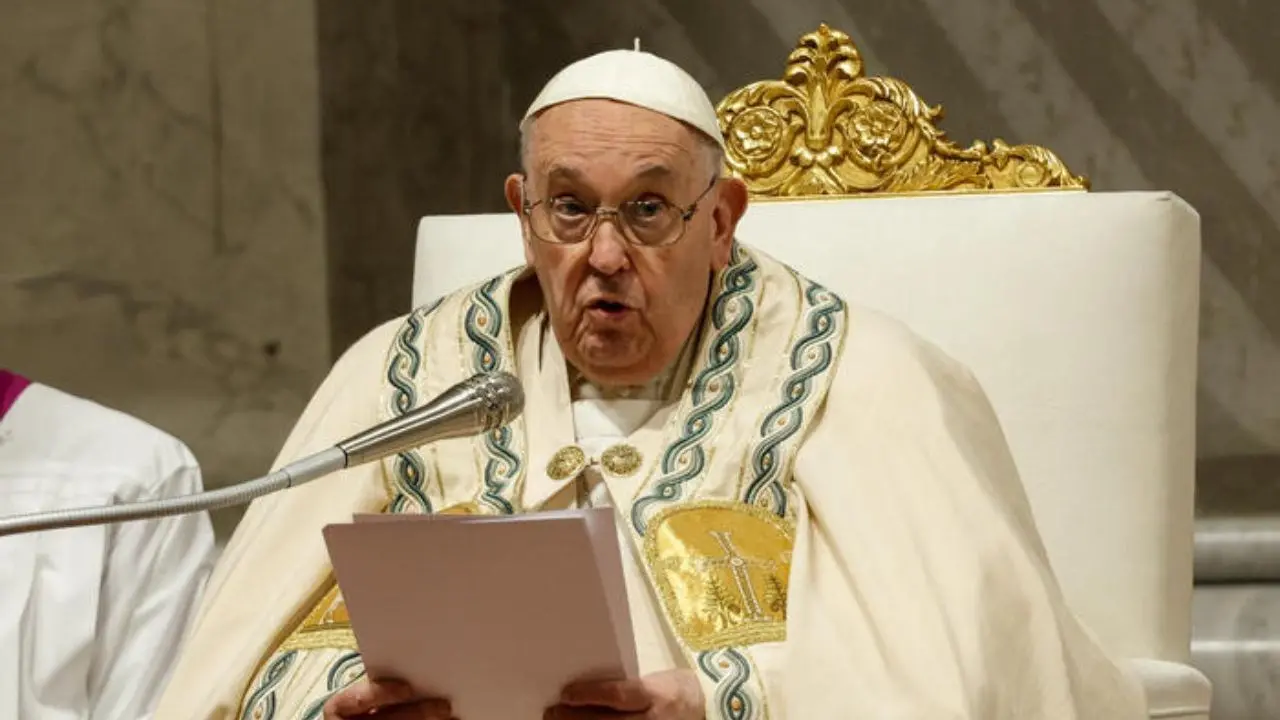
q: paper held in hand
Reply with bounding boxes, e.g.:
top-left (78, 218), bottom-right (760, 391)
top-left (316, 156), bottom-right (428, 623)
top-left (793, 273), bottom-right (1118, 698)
top-left (322, 508), bottom-right (639, 719)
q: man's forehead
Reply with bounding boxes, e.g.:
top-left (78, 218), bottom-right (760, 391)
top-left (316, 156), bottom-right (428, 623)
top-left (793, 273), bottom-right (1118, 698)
top-left (541, 161), bottom-right (682, 184)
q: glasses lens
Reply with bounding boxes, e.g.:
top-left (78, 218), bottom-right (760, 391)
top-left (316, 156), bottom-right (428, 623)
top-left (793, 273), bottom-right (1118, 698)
top-left (621, 200), bottom-right (682, 246)
top-left (527, 197), bottom-right (685, 246)
top-left (529, 201), bottom-right (593, 244)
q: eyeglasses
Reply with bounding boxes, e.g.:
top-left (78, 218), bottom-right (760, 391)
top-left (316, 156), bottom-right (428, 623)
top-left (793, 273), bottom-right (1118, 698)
top-left (521, 177), bottom-right (717, 247)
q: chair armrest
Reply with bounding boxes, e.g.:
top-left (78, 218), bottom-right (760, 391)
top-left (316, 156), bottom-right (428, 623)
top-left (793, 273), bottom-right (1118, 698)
top-left (1126, 658), bottom-right (1212, 719)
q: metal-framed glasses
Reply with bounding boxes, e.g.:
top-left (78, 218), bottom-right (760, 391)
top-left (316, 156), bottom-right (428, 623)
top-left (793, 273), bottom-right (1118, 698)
top-left (521, 177), bottom-right (717, 247)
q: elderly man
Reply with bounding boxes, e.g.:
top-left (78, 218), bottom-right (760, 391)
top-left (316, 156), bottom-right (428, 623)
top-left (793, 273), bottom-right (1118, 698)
top-left (155, 49), bottom-right (1148, 719)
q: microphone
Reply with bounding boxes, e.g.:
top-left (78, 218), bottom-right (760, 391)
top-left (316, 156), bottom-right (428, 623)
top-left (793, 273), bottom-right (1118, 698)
top-left (0, 371), bottom-right (524, 537)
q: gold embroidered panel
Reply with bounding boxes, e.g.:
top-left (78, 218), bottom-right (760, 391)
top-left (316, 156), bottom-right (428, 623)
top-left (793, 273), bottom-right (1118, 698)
top-left (644, 501), bottom-right (793, 652)
top-left (715, 24), bottom-right (1087, 196)
top-left (279, 582), bottom-right (357, 652)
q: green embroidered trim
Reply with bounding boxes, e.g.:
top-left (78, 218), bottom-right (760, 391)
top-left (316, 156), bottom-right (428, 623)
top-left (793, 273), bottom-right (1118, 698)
top-left (239, 649), bottom-right (297, 720)
top-left (697, 647), bottom-right (769, 720)
top-left (300, 652), bottom-right (366, 720)
top-left (385, 296), bottom-right (446, 514)
top-left (462, 274), bottom-right (524, 515)
top-left (631, 244), bottom-right (759, 534)
top-left (743, 279), bottom-right (846, 515)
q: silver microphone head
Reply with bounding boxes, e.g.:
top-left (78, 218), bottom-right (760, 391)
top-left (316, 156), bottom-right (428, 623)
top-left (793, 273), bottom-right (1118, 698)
top-left (461, 371), bottom-right (525, 430)
top-left (338, 371), bottom-right (526, 467)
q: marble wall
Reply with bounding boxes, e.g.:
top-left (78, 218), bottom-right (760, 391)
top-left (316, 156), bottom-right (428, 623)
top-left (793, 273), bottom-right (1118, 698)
top-left (317, 0), bottom-right (515, 356)
top-left (0, 0), bottom-right (329, 536)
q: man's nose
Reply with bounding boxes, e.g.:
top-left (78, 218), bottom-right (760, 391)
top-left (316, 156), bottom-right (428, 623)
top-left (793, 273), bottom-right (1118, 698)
top-left (587, 219), bottom-right (631, 275)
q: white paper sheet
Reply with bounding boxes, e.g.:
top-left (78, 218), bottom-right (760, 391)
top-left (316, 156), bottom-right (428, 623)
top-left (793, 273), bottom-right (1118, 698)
top-left (323, 508), bottom-right (638, 719)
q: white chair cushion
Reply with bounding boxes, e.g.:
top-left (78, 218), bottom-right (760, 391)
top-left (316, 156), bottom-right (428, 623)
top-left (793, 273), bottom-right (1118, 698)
top-left (413, 189), bottom-right (1201, 664)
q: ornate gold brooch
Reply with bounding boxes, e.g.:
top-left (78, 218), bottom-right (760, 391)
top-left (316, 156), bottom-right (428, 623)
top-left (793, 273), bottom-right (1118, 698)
top-left (601, 444), bottom-right (643, 477)
top-left (547, 445), bottom-right (587, 481)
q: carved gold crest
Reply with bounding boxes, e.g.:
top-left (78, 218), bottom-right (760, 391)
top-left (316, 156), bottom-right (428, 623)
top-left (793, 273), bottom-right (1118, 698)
top-left (716, 24), bottom-right (1086, 196)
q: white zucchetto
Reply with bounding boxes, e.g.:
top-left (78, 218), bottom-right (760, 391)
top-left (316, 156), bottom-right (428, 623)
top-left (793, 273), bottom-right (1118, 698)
top-left (521, 48), bottom-right (724, 149)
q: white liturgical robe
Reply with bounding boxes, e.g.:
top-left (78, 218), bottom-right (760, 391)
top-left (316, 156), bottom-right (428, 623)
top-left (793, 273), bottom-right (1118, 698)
top-left (155, 244), bottom-right (1151, 719)
top-left (0, 371), bottom-right (216, 720)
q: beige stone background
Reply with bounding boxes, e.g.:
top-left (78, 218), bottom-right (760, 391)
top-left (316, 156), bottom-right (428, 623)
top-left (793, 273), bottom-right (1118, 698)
top-left (0, 0), bottom-right (329, 536)
top-left (2, 0), bottom-right (1278, 541)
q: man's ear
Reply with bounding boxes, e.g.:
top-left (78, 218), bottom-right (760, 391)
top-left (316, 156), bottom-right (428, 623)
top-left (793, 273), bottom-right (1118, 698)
top-left (710, 177), bottom-right (749, 270)
top-left (505, 174), bottom-right (536, 266)
top-left (504, 173), bottom-right (524, 213)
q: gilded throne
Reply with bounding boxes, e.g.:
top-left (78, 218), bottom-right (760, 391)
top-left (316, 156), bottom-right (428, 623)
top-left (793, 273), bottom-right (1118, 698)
top-left (412, 25), bottom-right (1211, 719)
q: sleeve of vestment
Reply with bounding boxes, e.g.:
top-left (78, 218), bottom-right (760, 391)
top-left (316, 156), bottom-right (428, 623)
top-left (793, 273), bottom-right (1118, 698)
top-left (88, 439), bottom-right (216, 720)
top-left (780, 313), bottom-right (1148, 719)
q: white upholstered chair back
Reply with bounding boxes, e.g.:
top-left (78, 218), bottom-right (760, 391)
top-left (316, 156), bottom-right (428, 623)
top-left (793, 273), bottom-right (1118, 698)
top-left (412, 191), bottom-right (1200, 664)
top-left (412, 24), bottom-right (1202, 669)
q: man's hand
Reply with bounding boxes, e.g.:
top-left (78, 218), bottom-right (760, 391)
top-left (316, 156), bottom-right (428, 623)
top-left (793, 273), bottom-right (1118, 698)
top-left (322, 678), bottom-right (453, 719)
top-left (545, 669), bottom-right (704, 719)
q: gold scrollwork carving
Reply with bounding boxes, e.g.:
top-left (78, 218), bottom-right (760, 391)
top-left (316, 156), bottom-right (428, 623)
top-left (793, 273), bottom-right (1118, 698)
top-left (716, 24), bottom-right (1087, 196)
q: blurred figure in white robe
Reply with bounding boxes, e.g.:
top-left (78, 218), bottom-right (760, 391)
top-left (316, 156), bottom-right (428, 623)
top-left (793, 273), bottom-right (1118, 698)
top-left (0, 369), bottom-right (216, 719)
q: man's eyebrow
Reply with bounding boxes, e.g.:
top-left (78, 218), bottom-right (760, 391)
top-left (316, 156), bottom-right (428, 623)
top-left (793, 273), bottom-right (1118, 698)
top-left (545, 165), bottom-right (585, 183)
top-left (633, 164), bottom-right (676, 180)
top-left (541, 163), bottom-right (679, 183)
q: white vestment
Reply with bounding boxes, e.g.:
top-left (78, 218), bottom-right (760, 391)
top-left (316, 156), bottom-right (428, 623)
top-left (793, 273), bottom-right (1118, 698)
top-left (155, 245), bottom-right (1150, 719)
top-left (0, 374), bottom-right (217, 719)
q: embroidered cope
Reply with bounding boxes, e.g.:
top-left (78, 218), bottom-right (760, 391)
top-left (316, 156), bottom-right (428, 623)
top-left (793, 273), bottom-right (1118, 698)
top-left (156, 244), bottom-right (1149, 720)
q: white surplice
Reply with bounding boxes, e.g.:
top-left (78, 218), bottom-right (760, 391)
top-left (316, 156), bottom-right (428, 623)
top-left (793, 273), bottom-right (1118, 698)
top-left (0, 377), bottom-right (217, 720)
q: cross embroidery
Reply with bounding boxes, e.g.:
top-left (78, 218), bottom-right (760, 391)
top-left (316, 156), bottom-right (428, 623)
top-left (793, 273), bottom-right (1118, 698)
top-left (704, 530), bottom-right (777, 621)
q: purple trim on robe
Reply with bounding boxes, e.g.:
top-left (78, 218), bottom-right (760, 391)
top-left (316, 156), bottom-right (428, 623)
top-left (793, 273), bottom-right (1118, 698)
top-left (0, 370), bottom-right (31, 421)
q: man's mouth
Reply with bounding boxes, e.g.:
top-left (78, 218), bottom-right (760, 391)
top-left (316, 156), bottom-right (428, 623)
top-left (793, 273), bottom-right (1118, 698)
top-left (587, 299), bottom-right (630, 316)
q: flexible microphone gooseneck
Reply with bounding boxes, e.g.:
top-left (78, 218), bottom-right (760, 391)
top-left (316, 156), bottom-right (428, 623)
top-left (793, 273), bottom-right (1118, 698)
top-left (0, 372), bottom-right (525, 537)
